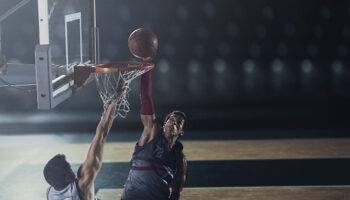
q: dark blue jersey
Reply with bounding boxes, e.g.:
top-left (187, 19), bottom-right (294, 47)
top-left (121, 132), bottom-right (183, 200)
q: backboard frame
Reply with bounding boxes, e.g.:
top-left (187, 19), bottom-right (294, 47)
top-left (35, 0), bottom-right (99, 109)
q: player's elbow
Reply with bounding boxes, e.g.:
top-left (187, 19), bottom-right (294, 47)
top-left (87, 154), bottom-right (102, 172)
top-left (96, 124), bottom-right (104, 135)
top-left (92, 157), bottom-right (102, 172)
top-left (141, 127), bottom-right (153, 138)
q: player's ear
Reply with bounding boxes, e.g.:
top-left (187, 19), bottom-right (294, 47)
top-left (179, 131), bottom-right (184, 137)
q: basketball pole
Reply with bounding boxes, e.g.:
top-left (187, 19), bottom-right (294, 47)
top-left (0, 24), bottom-right (3, 66)
top-left (37, 0), bottom-right (49, 45)
top-left (90, 0), bottom-right (100, 64)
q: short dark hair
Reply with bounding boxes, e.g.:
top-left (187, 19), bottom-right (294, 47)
top-left (43, 154), bottom-right (73, 190)
top-left (164, 110), bottom-right (187, 126)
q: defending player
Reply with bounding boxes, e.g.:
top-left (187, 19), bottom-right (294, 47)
top-left (43, 82), bottom-right (125, 200)
top-left (121, 66), bottom-right (188, 200)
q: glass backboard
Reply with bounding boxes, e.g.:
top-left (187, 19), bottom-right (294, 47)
top-left (36, 0), bottom-right (98, 109)
top-left (40, 0), bottom-right (96, 71)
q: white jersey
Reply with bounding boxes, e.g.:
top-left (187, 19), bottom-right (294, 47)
top-left (47, 180), bottom-right (81, 200)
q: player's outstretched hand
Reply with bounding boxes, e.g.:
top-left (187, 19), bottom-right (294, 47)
top-left (113, 77), bottom-right (126, 100)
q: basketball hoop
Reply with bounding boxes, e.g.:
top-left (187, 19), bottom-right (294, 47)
top-left (74, 61), bottom-right (154, 118)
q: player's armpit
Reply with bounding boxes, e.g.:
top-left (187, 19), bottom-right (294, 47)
top-left (79, 156), bottom-right (101, 179)
top-left (139, 115), bottom-right (161, 146)
top-left (77, 159), bottom-right (101, 191)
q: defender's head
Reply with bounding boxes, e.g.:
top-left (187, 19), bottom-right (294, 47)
top-left (163, 110), bottom-right (186, 147)
top-left (43, 154), bottom-right (75, 191)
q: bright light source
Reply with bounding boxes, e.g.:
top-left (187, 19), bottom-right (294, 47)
top-left (243, 59), bottom-right (255, 73)
top-left (301, 59), bottom-right (313, 73)
top-left (189, 59), bottom-right (200, 73)
top-left (272, 59), bottom-right (284, 73)
top-left (214, 59), bottom-right (226, 73)
top-left (158, 59), bottom-right (170, 73)
top-left (332, 60), bottom-right (343, 73)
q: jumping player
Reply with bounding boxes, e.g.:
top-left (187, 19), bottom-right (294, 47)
top-left (121, 69), bottom-right (188, 200)
top-left (43, 83), bottom-right (124, 200)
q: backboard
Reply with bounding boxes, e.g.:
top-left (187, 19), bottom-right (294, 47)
top-left (35, 0), bottom-right (99, 109)
top-left (0, 0), bottom-right (98, 109)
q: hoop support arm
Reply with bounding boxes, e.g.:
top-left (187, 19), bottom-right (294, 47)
top-left (74, 65), bottom-right (93, 87)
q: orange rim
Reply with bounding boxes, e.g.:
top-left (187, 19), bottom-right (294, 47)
top-left (92, 61), bottom-right (154, 73)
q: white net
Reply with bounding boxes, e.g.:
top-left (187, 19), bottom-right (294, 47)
top-left (95, 63), bottom-right (151, 118)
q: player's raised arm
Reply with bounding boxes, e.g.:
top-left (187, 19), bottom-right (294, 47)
top-left (77, 81), bottom-right (124, 197)
top-left (139, 69), bottom-right (160, 146)
top-left (128, 28), bottom-right (160, 146)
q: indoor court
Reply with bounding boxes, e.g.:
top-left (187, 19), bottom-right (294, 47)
top-left (0, 131), bottom-right (350, 199)
top-left (0, 0), bottom-right (350, 200)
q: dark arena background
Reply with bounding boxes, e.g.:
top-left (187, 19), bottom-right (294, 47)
top-left (0, 0), bottom-right (350, 199)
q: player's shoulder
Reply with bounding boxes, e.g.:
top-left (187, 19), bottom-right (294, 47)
top-left (76, 165), bottom-right (90, 191)
top-left (76, 177), bottom-right (89, 200)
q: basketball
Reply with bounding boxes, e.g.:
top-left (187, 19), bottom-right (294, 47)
top-left (128, 28), bottom-right (158, 61)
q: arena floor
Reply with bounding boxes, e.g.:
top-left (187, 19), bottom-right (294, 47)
top-left (0, 130), bottom-right (349, 200)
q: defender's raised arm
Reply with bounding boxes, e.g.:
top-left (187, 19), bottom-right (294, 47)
top-left (77, 82), bottom-right (124, 199)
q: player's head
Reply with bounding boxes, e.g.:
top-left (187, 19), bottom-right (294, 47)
top-left (43, 154), bottom-right (75, 190)
top-left (163, 110), bottom-right (186, 146)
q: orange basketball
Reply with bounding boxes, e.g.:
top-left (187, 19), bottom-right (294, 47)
top-left (128, 28), bottom-right (158, 61)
